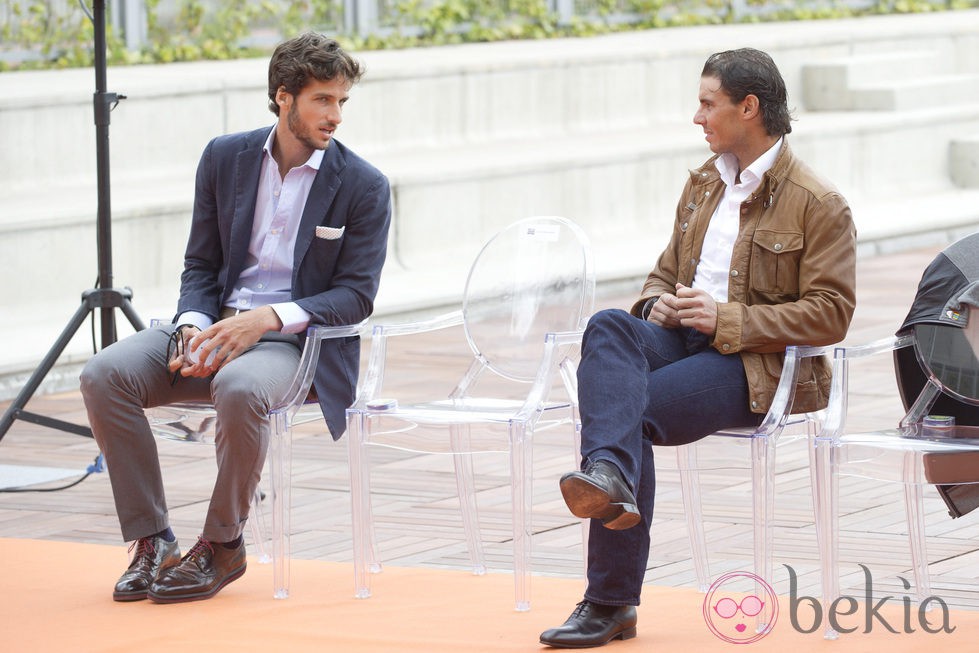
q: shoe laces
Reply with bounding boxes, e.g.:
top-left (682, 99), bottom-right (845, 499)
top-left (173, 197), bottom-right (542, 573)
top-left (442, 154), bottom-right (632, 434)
top-left (129, 537), bottom-right (157, 562)
top-left (569, 601), bottom-right (592, 619)
top-left (184, 537), bottom-right (214, 563)
top-left (583, 459), bottom-right (616, 475)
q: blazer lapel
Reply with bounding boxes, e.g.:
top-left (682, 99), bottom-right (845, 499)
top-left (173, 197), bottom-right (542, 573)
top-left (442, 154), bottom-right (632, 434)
top-left (293, 143), bottom-right (345, 277)
top-left (225, 130), bottom-right (267, 296)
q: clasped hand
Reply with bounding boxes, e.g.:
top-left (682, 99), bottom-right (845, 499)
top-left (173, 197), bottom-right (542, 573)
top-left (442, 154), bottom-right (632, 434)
top-left (646, 283), bottom-right (718, 336)
top-left (167, 306), bottom-right (283, 378)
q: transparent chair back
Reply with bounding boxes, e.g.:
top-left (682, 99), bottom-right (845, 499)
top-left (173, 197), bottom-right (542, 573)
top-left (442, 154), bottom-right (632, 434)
top-left (346, 216), bottom-right (594, 611)
top-left (463, 218), bottom-right (594, 382)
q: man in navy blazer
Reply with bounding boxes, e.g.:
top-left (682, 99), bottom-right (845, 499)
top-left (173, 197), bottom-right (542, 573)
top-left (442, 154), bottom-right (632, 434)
top-left (80, 33), bottom-right (391, 604)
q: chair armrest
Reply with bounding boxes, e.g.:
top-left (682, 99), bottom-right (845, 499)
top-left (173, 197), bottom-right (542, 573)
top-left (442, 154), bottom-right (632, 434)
top-left (369, 310), bottom-right (464, 338)
top-left (817, 334), bottom-right (917, 440)
top-left (543, 329), bottom-right (587, 349)
top-left (307, 321), bottom-right (373, 341)
top-left (512, 329), bottom-right (586, 423)
top-left (756, 343), bottom-right (838, 437)
top-left (270, 319), bottom-right (370, 415)
top-left (834, 334), bottom-right (914, 360)
top-left (350, 310), bottom-right (466, 409)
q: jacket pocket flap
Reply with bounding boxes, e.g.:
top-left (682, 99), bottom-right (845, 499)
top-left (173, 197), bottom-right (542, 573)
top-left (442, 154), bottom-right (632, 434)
top-left (753, 229), bottom-right (803, 255)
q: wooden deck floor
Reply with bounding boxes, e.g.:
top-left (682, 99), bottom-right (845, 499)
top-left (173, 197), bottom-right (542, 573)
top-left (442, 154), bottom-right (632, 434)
top-left (2, 244), bottom-right (978, 610)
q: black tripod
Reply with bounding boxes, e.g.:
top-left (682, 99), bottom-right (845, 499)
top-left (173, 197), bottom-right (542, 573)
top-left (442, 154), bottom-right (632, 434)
top-left (0, 0), bottom-right (145, 442)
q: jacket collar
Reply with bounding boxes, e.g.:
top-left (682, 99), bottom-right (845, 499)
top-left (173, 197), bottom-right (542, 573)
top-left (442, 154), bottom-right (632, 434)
top-left (689, 138), bottom-right (793, 206)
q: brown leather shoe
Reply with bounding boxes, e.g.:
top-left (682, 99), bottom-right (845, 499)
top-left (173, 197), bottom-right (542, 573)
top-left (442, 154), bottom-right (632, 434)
top-left (147, 536), bottom-right (246, 603)
top-left (113, 535), bottom-right (181, 602)
top-left (559, 460), bottom-right (641, 530)
top-left (540, 600), bottom-right (638, 648)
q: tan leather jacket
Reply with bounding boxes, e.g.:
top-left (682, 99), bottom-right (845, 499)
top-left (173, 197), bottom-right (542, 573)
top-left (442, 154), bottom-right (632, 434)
top-left (630, 140), bottom-right (856, 414)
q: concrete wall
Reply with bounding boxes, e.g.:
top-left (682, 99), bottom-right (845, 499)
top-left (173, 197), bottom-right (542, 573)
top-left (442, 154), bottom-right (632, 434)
top-left (2, 10), bottom-right (979, 398)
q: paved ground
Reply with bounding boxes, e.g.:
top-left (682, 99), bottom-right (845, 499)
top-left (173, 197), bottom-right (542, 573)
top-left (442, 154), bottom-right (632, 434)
top-left (2, 243), bottom-right (979, 611)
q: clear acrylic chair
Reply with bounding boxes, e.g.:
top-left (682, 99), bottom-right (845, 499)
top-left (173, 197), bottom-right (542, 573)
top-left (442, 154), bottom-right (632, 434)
top-left (670, 343), bottom-right (832, 631)
top-left (147, 319), bottom-right (369, 599)
top-left (812, 319), bottom-right (979, 639)
top-left (345, 216), bottom-right (594, 611)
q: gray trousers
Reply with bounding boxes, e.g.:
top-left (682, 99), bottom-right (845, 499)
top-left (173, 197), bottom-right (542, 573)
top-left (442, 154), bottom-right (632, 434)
top-left (80, 324), bottom-right (301, 543)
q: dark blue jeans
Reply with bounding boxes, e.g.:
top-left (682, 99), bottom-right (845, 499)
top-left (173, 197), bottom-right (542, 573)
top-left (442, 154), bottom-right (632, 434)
top-left (577, 309), bottom-right (763, 606)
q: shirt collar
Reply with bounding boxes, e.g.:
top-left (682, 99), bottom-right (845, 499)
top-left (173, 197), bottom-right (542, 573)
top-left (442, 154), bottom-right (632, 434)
top-left (262, 125), bottom-right (326, 171)
top-left (714, 136), bottom-right (783, 189)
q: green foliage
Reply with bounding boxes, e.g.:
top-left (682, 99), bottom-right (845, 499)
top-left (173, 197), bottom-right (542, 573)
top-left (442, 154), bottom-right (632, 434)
top-left (376, 0), bottom-right (556, 47)
top-left (1, 0), bottom-right (977, 71)
top-left (1, 0), bottom-right (98, 69)
top-left (139, 0), bottom-right (273, 63)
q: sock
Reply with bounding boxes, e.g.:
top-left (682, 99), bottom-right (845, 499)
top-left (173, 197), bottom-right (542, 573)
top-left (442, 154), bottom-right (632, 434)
top-left (154, 527), bottom-right (176, 543)
top-left (221, 535), bottom-right (243, 549)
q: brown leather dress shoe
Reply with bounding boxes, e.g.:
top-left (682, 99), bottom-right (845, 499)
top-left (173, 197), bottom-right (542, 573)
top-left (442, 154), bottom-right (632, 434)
top-left (559, 460), bottom-right (641, 530)
top-left (147, 536), bottom-right (246, 603)
top-left (113, 535), bottom-right (181, 602)
top-left (540, 600), bottom-right (638, 648)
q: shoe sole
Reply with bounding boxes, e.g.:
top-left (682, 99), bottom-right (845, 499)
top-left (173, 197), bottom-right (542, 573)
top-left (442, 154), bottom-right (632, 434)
top-left (112, 589), bottom-right (149, 602)
top-left (560, 475), bottom-right (641, 530)
top-left (146, 563), bottom-right (247, 604)
top-left (539, 626), bottom-right (638, 648)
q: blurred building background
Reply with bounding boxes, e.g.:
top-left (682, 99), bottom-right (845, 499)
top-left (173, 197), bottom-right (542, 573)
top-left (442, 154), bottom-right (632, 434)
top-left (1, 8), bottom-right (979, 400)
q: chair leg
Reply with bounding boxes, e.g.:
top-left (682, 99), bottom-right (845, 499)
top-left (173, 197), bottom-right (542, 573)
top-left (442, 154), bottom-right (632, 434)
top-left (268, 410), bottom-right (291, 599)
top-left (811, 437), bottom-right (839, 640)
top-left (903, 453), bottom-right (931, 602)
top-left (573, 417), bottom-right (588, 579)
top-left (510, 421), bottom-right (532, 612)
top-left (750, 435), bottom-right (775, 632)
top-left (347, 410), bottom-right (376, 600)
top-left (677, 443), bottom-right (711, 592)
top-left (450, 425), bottom-right (487, 576)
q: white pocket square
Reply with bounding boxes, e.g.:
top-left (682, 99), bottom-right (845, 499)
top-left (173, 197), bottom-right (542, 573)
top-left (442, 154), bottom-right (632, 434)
top-left (315, 225), bottom-right (345, 240)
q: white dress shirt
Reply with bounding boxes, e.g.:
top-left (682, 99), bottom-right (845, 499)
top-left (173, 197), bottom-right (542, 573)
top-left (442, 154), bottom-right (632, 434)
top-left (692, 137), bottom-right (782, 302)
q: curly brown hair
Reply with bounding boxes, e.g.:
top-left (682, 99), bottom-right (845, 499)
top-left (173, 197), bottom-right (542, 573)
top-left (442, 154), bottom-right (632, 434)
top-left (268, 33), bottom-right (364, 116)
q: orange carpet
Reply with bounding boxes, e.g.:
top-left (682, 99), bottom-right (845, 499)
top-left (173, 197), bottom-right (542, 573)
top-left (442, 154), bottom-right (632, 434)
top-left (3, 538), bottom-right (977, 652)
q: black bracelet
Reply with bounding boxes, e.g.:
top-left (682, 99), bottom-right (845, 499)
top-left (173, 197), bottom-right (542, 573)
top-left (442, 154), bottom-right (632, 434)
top-left (164, 324), bottom-right (199, 385)
top-left (641, 296), bottom-right (659, 320)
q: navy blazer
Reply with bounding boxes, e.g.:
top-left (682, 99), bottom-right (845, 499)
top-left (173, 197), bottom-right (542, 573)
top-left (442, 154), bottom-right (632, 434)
top-left (176, 127), bottom-right (392, 439)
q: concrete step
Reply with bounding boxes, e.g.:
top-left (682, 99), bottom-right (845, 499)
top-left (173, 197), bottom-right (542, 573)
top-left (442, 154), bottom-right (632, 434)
top-left (791, 104), bottom-right (979, 199)
top-left (802, 51), bottom-right (943, 110)
top-left (9, 11), bottom-right (979, 192)
top-left (951, 135), bottom-right (979, 188)
top-left (850, 74), bottom-right (979, 111)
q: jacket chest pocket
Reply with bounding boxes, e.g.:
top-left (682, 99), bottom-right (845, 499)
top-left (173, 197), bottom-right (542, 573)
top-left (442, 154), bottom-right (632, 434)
top-left (750, 230), bottom-right (803, 295)
top-left (302, 235), bottom-right (342, 279)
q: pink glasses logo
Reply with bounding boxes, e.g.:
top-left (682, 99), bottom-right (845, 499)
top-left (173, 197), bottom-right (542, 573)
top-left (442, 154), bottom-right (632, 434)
top-left (702, 571), bottom-right (779, 644)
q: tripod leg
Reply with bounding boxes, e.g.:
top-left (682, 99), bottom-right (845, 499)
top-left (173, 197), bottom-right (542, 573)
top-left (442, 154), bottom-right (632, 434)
top-left (120, 298), bottom-right (147, 332)
top-left (0, 303), bottom-right (95, 441)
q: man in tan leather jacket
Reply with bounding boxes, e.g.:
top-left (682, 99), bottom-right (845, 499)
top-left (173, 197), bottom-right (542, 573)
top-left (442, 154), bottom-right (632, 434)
top-left (540, 48), bottom-right (856, 648)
